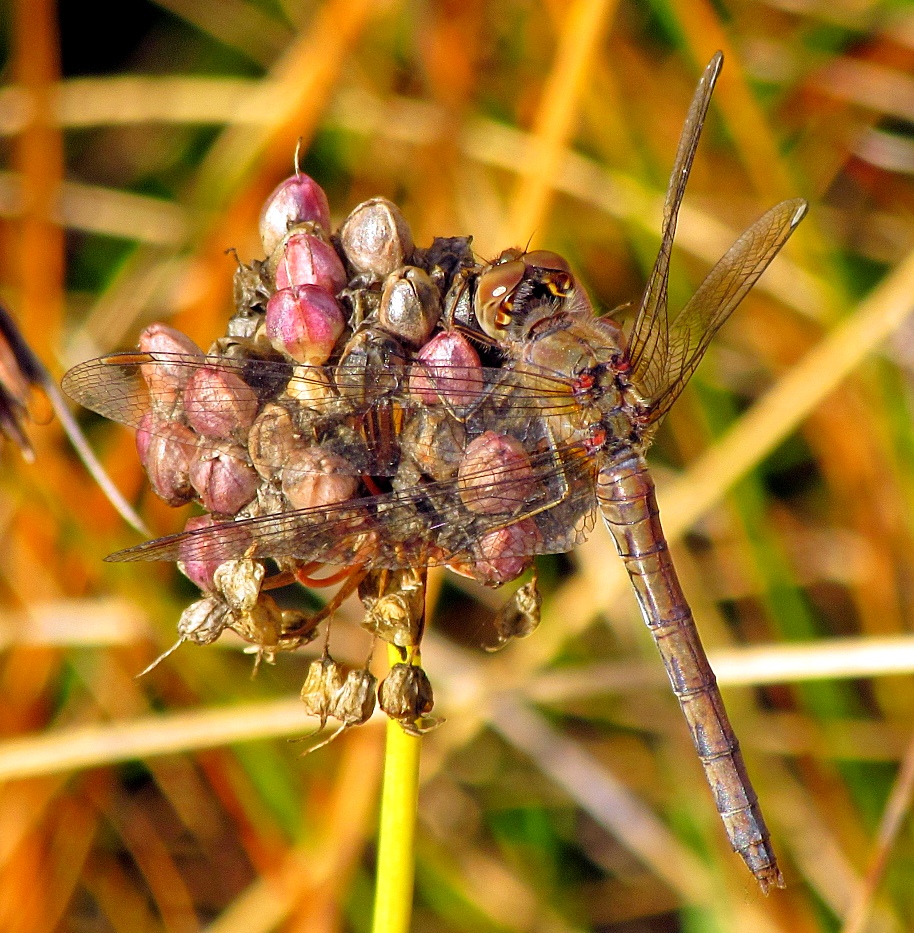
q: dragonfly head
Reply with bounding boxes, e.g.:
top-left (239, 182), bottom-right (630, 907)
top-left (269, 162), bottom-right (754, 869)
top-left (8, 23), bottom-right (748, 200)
top-left (474, 249), bottom-right (576, 341)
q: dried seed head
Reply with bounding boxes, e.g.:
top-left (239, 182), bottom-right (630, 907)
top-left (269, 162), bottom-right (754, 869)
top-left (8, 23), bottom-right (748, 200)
top-left (331, 669), bottom-right (378, 726)
top-left (486, 576), bottom-right (542, 651)
top-left (260, 173), bottom-right (331, 255)
top-left (300, 655), bottom-right (346, 727)
top-left (458, 432), bottom-right (535, 514)
top-left (141, 418), bottom-right (197, 506)
top-left (282, 364), bottom-right (336, 409)
top-left (177, 514), bottom-right (224, 591)
top-left (272, 230), bottom-right (347, 295)
top-left (378, 266), bottom-right (441, 347)
top-left (247, 403), bottom-right (299, 480)
top-left (361, 592), bottom-right (424, 647)
top-left (183, 366), bottom-right (258, 439)
top-left (138, 323), bottom-right (204, 409)
top-left (409, 331), bottom-right (483, 410)
top-left (378, 663), bottom-right (434, 724)
top-left (336, 326), bottom-right (407, 401)
top-left (189, 442), bottom-right (260, 515)
top-left (213, 559), bottom-right (265, 613)
top-left (282, 447), bottom-right (358, 511)
top-left (339, 198), bottom-right (414, 280)
top-left (178, 596), bottom-right (234, 646)
top-left (265, 285), bottom-right (345, 365)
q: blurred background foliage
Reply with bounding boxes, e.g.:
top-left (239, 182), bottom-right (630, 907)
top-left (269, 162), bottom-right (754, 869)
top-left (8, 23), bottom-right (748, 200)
top-left (1, 0), bottom-right (914, 930)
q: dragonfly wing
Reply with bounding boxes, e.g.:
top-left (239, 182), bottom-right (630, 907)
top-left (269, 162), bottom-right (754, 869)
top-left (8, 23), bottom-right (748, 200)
top-left (106, 437), bottom-right (598, 571)
top-left (627, 52), bottom-right (724, 387)
top-left (639, 197), bottom-right (807, 421)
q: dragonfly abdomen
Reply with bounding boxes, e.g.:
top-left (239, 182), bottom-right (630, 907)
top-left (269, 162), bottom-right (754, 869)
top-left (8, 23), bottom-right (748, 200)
top-left (598, 453), bottom-right (785, 893)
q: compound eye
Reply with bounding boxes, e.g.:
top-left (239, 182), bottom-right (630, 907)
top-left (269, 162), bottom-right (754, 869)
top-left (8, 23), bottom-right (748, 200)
top-left (522, 250), bottom-right (571, 274)
top-left (475, 259), bottom-right (526, 339)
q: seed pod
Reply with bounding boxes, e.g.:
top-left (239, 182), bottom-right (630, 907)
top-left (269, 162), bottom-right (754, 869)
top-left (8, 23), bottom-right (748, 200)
top-left (138, 323), bottom-right (204, 409)
top-left (265, 285), bottom-right (345, 365)
top-left (361, 591), bottom-right (424, 647)
top-left (282, 447), bottom-right (358, 511)
top-left (260, 173), bottom-right (331, 255)
top-left (408, 331), bottom-right (482, 411)
top-left (142, 418), bottom-right (197, 506)
top-left (471, 518), bottom-right (540, 586)
top-left (336, 326), bottom-right (407, 401)
top-left (400, 407), bottom-right (465, 481)
top-left (213, 559), bottom-right (265, 613)
top-left (277, 609), bottom-right (322, 650)
top-left (331, 669), bottom-right (378, 726)
top-left (247, 403), bottom-right (299, 480)
top-left (183, 366), bottom-right (258, 439)
top-left (378, 662), bottom-right (434, 724)
top-left (378, 266), bottom-right (441, 347)
top-left (230, 592), bottom-right (284, 650)
top-left (282, 364), bottom-right (337, 410)
top-left (458, 432), bottom-right (535, 514)
top-left (190, 441), bottom-right (260, 515)
top-left (272, 230), bottom-right (347, 295)
top-left (339, 197), bottom-right (414, 280)
top-left (485, 575), bottom-right (542, 651)
top-left (300, 655), bottom-right (345, 727)
top-left (177, 514), bottom-right (223, 591)
top-left (135, 411), bottom-right (153, 464)
top-left (178, 596), bottom-right (233, 646)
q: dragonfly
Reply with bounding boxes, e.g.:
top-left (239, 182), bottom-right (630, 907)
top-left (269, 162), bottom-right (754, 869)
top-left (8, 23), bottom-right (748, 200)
top-left (63, 52), bottom-right (805, 891)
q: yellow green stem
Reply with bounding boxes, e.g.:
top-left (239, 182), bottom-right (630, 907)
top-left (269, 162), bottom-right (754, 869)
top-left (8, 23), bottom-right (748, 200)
top-left (371, 645), bottom-right (422, 933)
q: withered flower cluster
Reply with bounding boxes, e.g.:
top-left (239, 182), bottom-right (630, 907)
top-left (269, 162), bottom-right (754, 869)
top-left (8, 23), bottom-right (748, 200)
top-left (132, 168), bottom-right (544, 736)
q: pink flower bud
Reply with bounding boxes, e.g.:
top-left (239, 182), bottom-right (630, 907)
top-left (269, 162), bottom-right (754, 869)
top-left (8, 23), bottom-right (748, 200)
top-left (282, 447), bottom-right (358, 511)
top-left (458, 432), bottom-right (535, 514)
top-left (449, 518), bottom-right (540, 586)
top-left (272, 231), bottom-right (347, 295)
top-left (177, 514), bottom-right (222, 591)
top-left (183, 366), bottom-right (258, 439)
top-left (408, 331), bottom-right (483, 410)
top-left (259, 173), bottom-right (331, 255)
top-left (190, 442), bottom-right (260, 515)
top-left (138, 323), bottom-right (204, 408)
top-left (265, 285), bottom-right (345, 365)
top-left (339, 198), bottom-right (414, 280)
top-left (135, 411), bottom-right (153, 464)
top-left (141, 418), bottom-right (197, 506)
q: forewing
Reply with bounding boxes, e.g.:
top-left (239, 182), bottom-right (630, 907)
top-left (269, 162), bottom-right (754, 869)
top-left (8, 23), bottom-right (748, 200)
top-left (640, 197), bottom-right (808, 422)
top-left (627, 52), bottom-right (724, 387)
top-left (106, 437), bottom-right (599, 570)
top-left (62, 351), bottom-right (582, 478)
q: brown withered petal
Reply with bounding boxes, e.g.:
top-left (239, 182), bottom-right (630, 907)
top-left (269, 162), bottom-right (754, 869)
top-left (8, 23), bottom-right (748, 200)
top-left (339, 198), bottom-right (414, 280)
top-left (213, 559), bottom-right (265, 613)
top-left (229, 592), bottom-right (284, 651)
top-left (378, 663), bottom-right (434, 724)
top-left (378, 266), bottom-right (441, 347)
top-left (458, 431), bottom-right (535, 514)
top-left (300, 655), bottom-right (345, 727)
top-left (177, 514), bottom-right (223, 591)
top-left (331, 669), bottom-right (378, 726)
top-left (183, 366), bottom-right (258, 439)
top-left (189, 442), bottom-right (260, 515)
top-left (142, 419), bottom-right (197, 506)
top-left (282, 447), bottom-right (358, 511)
top-left (260, 173), bottom-right (331, 255)
top-left (178, 596), bottom-right (234, 646)
top-left (272, 230), bottom-right (347, 295)
top-left (265, 285), bottom-right (345, 365)
top-left (408, 331), bottom-right (482, 410)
